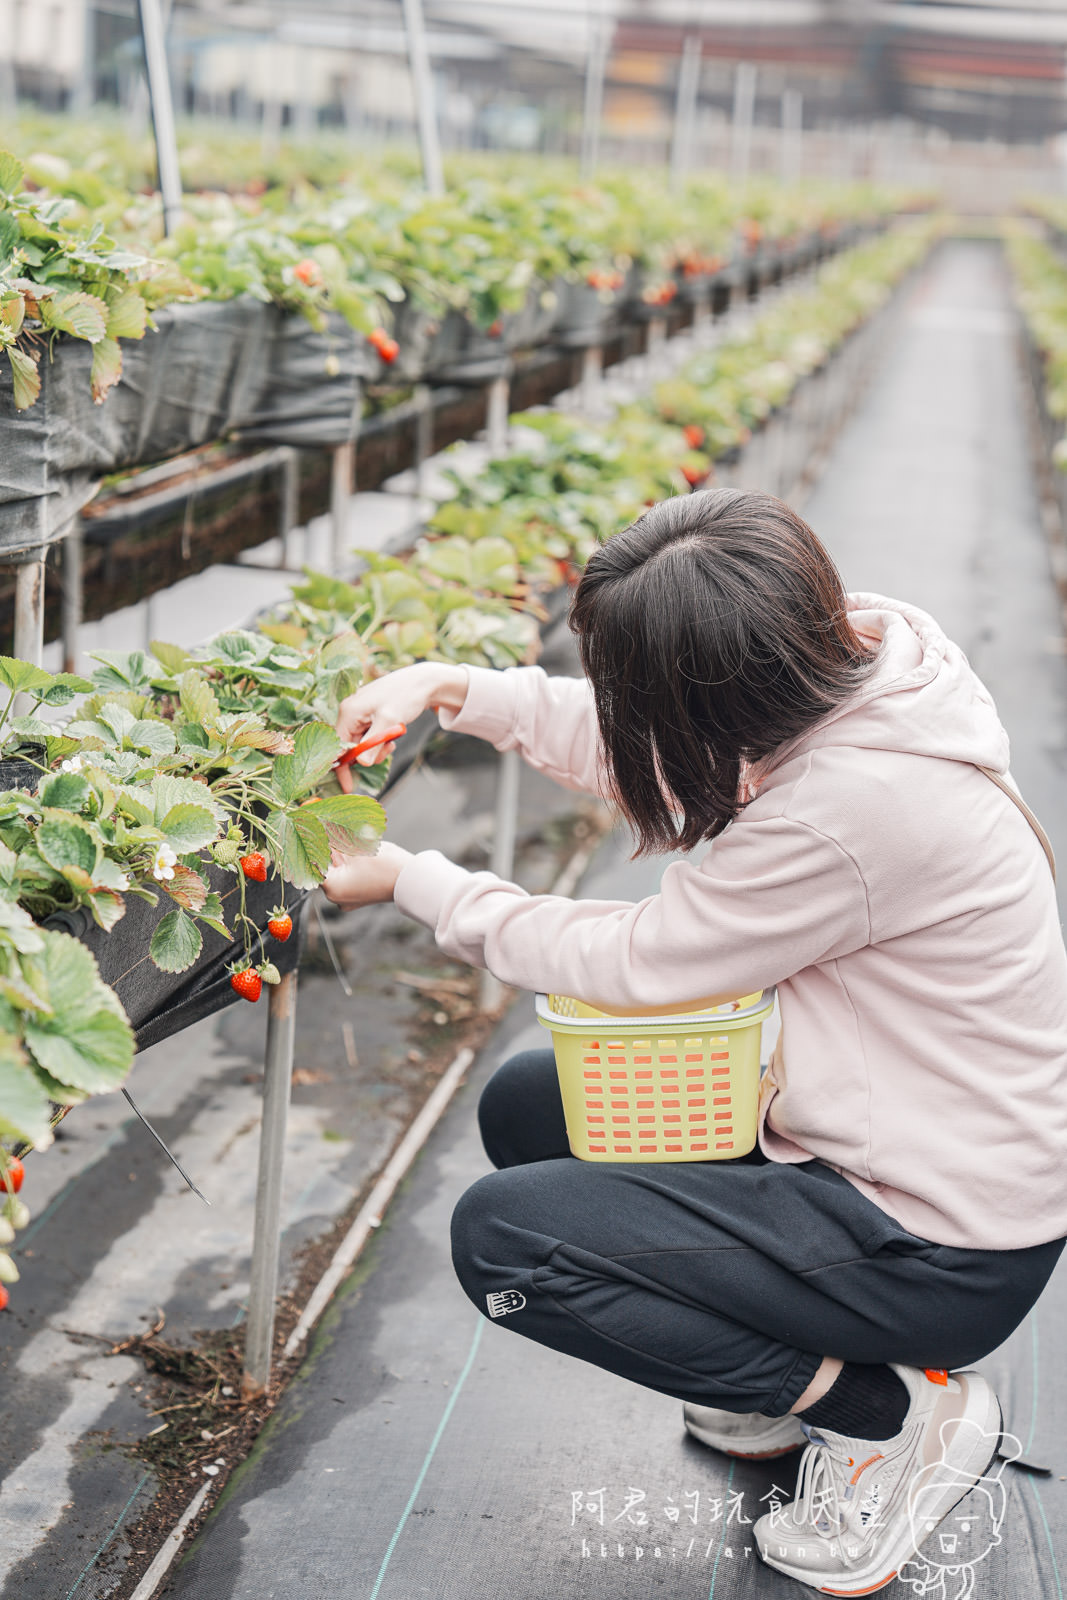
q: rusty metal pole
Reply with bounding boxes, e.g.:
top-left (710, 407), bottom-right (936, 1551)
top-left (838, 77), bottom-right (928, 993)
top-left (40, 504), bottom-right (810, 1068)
top-left (13, 553), bottom-right (46, 668)
top-left (242, 970), bottom-right (298, 1399)
top-left (62, 520), bottom-right (83, 674)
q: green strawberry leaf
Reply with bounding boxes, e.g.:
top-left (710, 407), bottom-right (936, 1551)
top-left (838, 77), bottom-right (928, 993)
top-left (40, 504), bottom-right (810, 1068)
top-left (267, 807), bottom-right (331, 889)
top-left (163, 864), bottom-right (209, 913)
top-left (38, 673), bottom-right (93, 706)
top-left (158, 803), bottom-right (217, 855)
top-left (149, 639), bottom-right (191, 675)
top-left (178, 669), bottom-right (219, 729)
top-left (89, 335), bottom-right (123, 403)
top-left (37, 772), bottom-right (91, 812)
top-left (0, 655), bottom-right (54, 697)
top-left (41, 290), bottom-right (109, 343)
top-left (0, 152), bottom-right (25, 196)
top-left (270, 722), bottom-right (342, 805)
top-left (25, 1009), bottom-right (134, 1092)
top-left (149, 908), bottom-right (203, 973)
top-left (129, 720), bottom-right (176, 759)
top-left (21, 931), bottom-right (133, 1092)
top-left (105, 287), bottom-right (148, 340)
top-left (311, 794), bottom-right (386, 855)
top-left (0, 1043), bottom-right (52, 1144)
top-left (36, 816), bottom-right (100, 878)
top-left (151, 774), bottom-right (227, 825)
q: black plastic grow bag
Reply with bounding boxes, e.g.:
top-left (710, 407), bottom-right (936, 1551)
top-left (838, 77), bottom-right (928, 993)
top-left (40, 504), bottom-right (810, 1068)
top-left (44, 868), bottom-right (309, 1054)
top-left (0, 299), bottom-right (380, 556)
top-left (0, 299), bottom-right (270, 556)
top-left (230, 310), bottom-right (370, 449)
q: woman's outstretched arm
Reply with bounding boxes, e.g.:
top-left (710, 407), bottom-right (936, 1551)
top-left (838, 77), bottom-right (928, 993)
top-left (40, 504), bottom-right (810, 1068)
top-left (337, 661), bottom-right (607, 797)
top-left (325, 812), bottom-right (870, 1012)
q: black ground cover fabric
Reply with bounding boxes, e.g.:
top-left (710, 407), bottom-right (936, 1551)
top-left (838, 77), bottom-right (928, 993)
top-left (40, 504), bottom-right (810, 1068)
top-left (44, 866), bottom-right (308, 1053)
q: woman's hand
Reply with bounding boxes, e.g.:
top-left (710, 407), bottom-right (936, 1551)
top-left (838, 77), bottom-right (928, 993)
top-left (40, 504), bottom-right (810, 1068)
top-left (335, 663), bottom-right (470, 791)
top-left (322, 841), bottom-right (413, 909)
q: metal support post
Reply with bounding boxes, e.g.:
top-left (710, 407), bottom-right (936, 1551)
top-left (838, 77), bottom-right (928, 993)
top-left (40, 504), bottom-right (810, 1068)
top-left (780, 89), bottom-right (803, 185)
top-left (580, 14), bottom-right (609, 179)
top-left (12, 553), bottom-right (46, 718)
top-left (646, 315), bottom-right (667, 378)
top-left (14, 555), bottom-right (46, 667)
top-left (731, 61), bottom-right (757, 184)
top-left (414, 382), bottom-right (434, 497)
top-left (480, 748), bottom-right (520, 1013)
top-left (670, 35), bottom-right (702, 190)
top-left (242, 970), bottom-right (298, 1400)
top-left (486, 374), bottom-right (510, 458)
top-left (276, 449), bottom-right (299, 570)
top-left (330, 441), bottom-right (355, 576)
top-left (136, 0), bottom-right (182, 235)
top-left (580, 344), bottom-right (603, 416)
top-left (62, 520), bottom-right (83, 674)
top-left (401, 0), bottom-right (445, 197)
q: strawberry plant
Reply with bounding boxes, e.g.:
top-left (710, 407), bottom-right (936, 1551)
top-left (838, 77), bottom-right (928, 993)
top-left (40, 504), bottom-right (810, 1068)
top-left (0, 151), bottom-right (193, 410)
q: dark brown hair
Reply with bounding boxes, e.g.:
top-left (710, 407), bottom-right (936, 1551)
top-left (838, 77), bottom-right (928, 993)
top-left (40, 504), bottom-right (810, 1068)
top-left (570, 488), bottom-right (878, 854)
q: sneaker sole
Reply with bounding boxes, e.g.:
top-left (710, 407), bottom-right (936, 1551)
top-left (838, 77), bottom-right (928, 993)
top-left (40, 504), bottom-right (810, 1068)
top-left (758, 1378), bottom-right (1003, 1596)
top-left (685, 1420), bottom-right (805, 1460)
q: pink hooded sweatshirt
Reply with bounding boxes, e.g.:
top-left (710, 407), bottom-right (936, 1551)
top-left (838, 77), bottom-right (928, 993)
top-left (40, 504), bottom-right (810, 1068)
top-left (394, 592), bottom-right (1067, 1251)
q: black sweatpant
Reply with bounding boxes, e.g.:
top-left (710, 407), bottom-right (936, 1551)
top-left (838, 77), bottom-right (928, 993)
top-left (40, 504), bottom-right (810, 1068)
top-left (449, 1049), bottom-right (1064, 1417)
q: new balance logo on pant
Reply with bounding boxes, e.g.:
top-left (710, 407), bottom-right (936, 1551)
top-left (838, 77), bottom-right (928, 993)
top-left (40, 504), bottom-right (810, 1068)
top-left (486, 1289), bottom-right (526, 1317)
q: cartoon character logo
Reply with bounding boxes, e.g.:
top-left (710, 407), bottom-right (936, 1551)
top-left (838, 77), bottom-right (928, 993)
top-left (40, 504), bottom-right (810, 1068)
top-left (898, 1421), bottom-right (1019, 1600)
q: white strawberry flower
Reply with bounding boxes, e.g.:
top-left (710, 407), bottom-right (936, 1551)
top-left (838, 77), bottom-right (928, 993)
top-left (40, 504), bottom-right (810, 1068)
top-left (60, 755), bottom-right (84, 773)
top-left (152, 844), bottom-right (178, 881)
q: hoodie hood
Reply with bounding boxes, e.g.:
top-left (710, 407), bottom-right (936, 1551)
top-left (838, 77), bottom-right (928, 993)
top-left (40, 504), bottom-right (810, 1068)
top-left (758, 592), bottom-right (1010, 784)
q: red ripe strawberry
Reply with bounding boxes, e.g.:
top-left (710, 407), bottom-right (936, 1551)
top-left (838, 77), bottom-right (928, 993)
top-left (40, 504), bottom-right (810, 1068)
top-left (231, 968), bottom-right (262, 1003)
top-left (2, 1158), bottom-right (23, 1195)
top-left (682, 462), bottom-right (710, 487)
top-left (683, 424), bottom-right (706, 449)
top-left (240, 853), bottom-right (268, 882)
top-left (267, 912), bottom-right (293, 942)
top-left (488, 319), bottom-right (503, 338)
top-left (369, 328), bottom-right (399, 363)
top-left (0, 1283), bottom-right (7, 1311)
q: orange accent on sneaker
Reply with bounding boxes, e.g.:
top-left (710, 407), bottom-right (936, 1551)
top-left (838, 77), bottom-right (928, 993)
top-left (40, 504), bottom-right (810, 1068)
top-left (924, 1368), bottom-right (949, 1385)
top-left (723, 1442), bottom-right (804, 1460)
top-left (849, 1452), bottom-right (884, 1485)
top-left (821, 1577), bottom-right (898, 1596)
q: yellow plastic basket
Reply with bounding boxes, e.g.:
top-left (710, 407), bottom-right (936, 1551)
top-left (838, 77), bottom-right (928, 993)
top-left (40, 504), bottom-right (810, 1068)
top-left (535, 989), bottom-right (775, 1163)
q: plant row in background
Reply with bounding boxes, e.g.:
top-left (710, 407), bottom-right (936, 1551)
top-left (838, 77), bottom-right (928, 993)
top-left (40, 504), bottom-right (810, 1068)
top-left (0, 215), bottom-right (937, 1292)
top-left (0, 115), bottom-right (928, 409)
top-left (1008, 217), bottom-right (1067, 470)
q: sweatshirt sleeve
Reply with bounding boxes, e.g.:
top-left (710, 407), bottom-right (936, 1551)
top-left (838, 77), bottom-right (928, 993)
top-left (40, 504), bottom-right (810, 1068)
top-left (437, 664), bottom-right (608, 797)
top-left (393, 815), bottom-right (872, 1009)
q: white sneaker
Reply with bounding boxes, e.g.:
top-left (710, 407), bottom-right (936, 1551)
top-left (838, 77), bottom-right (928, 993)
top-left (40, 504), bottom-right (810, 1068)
top-left (753, 1364), bottom-right (1003, 1595)
top-left (684, 1402), bottom-right (807, 1459)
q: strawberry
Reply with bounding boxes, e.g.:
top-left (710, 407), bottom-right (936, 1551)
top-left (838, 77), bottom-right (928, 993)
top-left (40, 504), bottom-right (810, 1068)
top-left (368, 328), bottom-right (399, 363)
top-left (488, 319), bottom-right (503, 338)
top-left (0, 1283), bottom-right (7, 1312)
top-left (230, 968), bottom-right (262, 1003)
top-left (2, 1158), bottom-right (23, 1195)
top-left (683, 424), bottom-right (706, 449)
top-left (240, 853), bottom-right (268, 882)
top-left (682, 461), bottom-right (711, 487)
top-left (267, 911), bottom-right (292, 942)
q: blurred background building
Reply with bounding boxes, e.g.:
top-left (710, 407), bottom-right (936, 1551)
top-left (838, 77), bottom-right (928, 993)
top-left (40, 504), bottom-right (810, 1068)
top-left (2, 0), bottom-right (1067, 205)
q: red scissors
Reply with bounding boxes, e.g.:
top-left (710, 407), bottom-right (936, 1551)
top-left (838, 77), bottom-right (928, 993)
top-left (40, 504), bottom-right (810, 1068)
top-left (334, 723), bottom-right (407, 771)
